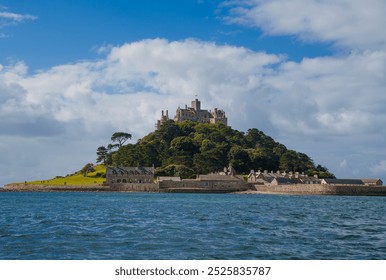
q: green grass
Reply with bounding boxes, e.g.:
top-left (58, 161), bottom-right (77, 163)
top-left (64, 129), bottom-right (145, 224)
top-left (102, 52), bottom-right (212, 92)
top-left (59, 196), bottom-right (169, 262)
top-left (24, 165), bottom-right (106, 186)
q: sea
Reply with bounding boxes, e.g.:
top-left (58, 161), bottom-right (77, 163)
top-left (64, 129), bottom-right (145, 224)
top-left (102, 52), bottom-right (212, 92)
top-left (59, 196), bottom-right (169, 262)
top-left (0, 192), bottom-right (385, 260)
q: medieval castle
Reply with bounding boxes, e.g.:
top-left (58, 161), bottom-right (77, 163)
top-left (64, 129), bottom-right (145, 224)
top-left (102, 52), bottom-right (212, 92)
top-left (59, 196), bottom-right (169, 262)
top-left (156, 98), bottom-right (227, 129)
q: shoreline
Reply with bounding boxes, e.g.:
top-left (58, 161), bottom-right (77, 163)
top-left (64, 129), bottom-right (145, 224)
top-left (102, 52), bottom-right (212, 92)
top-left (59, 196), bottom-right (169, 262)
top-left (2, 183), bottom-right (386, 196)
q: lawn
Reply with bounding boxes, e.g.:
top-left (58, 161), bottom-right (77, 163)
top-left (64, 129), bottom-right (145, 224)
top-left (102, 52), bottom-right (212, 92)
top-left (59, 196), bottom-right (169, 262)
top-left (25, 165), bottom-right (106, 186)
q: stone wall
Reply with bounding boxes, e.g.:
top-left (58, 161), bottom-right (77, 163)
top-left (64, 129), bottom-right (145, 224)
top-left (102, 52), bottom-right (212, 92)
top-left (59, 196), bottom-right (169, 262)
top-left (159, 179), bottom-right (251, 193)
top-left (253, 184), bottom-right (386, 196)
top-left (3, 184), bottom-right (110, 192)
top-left (109, 183), bottom-right (158, 192)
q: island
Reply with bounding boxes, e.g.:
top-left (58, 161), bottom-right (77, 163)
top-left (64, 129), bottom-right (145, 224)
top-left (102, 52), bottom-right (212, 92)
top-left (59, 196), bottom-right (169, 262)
top-left (3, 99), bottom-right (385, 196)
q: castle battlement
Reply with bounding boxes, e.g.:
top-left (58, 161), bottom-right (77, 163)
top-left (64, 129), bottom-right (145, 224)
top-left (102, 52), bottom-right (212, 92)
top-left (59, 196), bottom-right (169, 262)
top-left (156, 99), bottom-right (227, 129)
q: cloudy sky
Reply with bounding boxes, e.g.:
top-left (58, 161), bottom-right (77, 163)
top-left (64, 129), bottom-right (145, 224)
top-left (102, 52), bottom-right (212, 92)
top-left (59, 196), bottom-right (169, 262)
top-left (1, 0), bottom-right (386, 186)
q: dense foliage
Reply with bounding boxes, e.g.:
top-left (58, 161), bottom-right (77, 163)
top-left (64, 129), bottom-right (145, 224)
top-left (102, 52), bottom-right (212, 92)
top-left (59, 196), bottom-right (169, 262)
top-left (98, 121), bottom-right (335, 179)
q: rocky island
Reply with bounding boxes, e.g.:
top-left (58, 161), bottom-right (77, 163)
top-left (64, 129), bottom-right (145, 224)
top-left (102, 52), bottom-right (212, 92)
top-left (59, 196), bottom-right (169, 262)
top-left (3, 99), bottom-right (385, 195)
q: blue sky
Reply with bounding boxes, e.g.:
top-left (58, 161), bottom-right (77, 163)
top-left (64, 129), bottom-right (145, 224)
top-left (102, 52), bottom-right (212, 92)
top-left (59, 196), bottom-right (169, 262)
top-left (1, 0), bottom-right (386, 186)
top-left (1, 0), bottom-right (333, 69)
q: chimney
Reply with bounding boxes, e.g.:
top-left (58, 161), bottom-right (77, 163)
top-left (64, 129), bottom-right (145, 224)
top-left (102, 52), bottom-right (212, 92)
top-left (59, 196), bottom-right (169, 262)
top-left (162, 110), bottom-right (164, 117)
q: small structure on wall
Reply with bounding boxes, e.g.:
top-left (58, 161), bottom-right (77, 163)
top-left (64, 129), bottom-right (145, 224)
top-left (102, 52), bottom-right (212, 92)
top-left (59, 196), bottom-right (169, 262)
top-left (106, 167), bottom-right (154, 185)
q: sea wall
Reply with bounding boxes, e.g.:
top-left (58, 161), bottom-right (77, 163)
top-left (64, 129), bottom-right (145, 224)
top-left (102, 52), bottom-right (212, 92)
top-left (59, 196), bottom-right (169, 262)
top-left (253, 184), bottom-right (386, 196)
top-left (3, 184), bottom-right (111, 192)
top-left (109, 183), bottom-right (158, 192)
top-left (159, 180), bottom-right (251, 193)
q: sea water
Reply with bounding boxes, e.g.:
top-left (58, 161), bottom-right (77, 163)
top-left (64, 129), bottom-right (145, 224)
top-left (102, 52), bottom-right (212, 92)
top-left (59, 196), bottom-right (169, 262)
top-left (0, 192), bottom-right (385, 260)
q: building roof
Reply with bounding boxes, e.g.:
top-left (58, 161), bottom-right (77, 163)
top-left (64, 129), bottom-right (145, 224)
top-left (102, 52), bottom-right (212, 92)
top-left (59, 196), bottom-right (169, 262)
top-left (322, 179), bottom-right (364, 185)
top-left (197, 174), bottom-right (241, 181)
top-left (273, 177), bottom-right (302, 184)
top-left (360, 178), bottom-right (383, 183)
top-left (107, 166), bottom-right (154, 175)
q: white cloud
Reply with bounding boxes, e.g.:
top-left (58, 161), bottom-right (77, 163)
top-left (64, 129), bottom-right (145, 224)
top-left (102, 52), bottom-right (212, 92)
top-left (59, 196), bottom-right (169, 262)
top-left (0, 11), bottom-right (37, 22)
top-left (1, 38), bottom-right (386, 186)
top-left (0, 7), bottom-right (37, 28)
top-left (0, 39), bottom-right (283, 185)
top-left (266, 51), bottom-right (386, 137)
top-left (223, 0), bottom-right (386, 50)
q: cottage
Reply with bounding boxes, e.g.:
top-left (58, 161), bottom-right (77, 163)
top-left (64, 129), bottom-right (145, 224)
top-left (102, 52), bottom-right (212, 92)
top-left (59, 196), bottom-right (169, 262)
top-left (270, 177), bottom-right (303, 185)
top-left (248, 169), bottom-right (320, 185)
top-left (106, 167), bottom-right (154, 185)
top-left (321, 179), bottom-right (364, 186)
top-left (360, 178), bottom-right (383, 186)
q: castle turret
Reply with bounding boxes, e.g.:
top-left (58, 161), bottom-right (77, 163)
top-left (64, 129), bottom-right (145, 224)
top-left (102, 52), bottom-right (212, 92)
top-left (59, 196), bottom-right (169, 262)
top-left (192, 99), bottom-right (201, 111)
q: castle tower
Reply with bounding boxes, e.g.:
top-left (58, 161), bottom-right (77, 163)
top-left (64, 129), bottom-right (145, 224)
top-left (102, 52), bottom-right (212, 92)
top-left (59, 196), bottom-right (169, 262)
top-left (191, 99), bottom-right (201, 111)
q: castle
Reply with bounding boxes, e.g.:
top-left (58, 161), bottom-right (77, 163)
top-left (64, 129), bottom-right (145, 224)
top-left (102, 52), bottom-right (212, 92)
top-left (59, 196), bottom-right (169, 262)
top-left (156, 98), bottom-right (227, 129)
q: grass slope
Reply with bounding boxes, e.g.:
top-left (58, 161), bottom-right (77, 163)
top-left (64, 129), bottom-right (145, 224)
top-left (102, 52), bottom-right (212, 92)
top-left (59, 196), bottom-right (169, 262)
top-left (24, 165), bottom-right (106, 186)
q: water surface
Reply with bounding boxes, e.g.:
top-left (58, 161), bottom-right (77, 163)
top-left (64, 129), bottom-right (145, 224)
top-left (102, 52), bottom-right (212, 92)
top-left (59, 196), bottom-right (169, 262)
top-left (0, 192), bottom-right (385, 259)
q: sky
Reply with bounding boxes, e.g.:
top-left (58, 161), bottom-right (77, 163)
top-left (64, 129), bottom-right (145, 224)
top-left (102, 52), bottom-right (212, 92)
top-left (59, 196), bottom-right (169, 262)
top-left (1, 0), bottom-right (386, 186)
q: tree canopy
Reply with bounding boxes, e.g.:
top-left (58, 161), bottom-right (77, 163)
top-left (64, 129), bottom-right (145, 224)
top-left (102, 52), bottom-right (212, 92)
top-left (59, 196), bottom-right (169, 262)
top-left (111, 132), bottom-right (132, 148)
top-left (100, 121), bottom-right (335, 179)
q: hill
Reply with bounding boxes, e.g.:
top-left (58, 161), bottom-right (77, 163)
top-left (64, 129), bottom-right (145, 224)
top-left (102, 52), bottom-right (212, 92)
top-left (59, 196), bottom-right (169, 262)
top-left (15, 121), bottom-right (334, 187)
top-left (16, 164), bottom-right (106, 186)
top-left (107, 120), bottom-right (334, 179)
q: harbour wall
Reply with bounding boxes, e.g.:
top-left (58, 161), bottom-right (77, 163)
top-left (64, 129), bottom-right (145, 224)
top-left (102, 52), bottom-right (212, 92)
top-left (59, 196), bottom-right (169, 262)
top-left (2, 184), bottom-right (110, 192)
top-left (3, 183), bottom-right (158, 192)
top-left (253, 184), bottom-right (386, 196)
top-left (159, 180), bottom-right (251, 193)
top-left (4, 183), bottom-right (386, 196)
top-left (109, 183), bottom-right (158, 192)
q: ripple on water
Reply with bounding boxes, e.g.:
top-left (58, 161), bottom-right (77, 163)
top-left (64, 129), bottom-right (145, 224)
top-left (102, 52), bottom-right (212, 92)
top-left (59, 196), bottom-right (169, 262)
top-left (0, 192), bottom-right (385, 259)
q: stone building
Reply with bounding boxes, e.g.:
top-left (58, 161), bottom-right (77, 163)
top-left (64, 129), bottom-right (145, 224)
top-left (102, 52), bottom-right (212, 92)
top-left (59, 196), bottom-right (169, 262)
top-left (156, 98), bottom-right (227, 129)
top-left (158, 173), bottom-right (251, 193)
top-left (248, 170), bottom-right (321, 185)
top-left (360, 178), bottom-right (383, 186)
top-left (321, 179), bottom-right (364, 186)
top-left (106, 167), bottom-right (154, 185)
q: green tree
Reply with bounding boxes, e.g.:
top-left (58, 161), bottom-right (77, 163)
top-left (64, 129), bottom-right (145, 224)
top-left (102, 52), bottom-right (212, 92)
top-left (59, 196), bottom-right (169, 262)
top-left (107, 121), bottom-right (334, 178)
top-left (80, 163), bottom-right (94, 176)
top-left (96, 146), bottom-right (109, 165)
top-left (228, 146), bottom-right (251, 173)
top-left (170, 136), bottom-right (197, 156)
top-left (111, 132), bottom-right (132, 148)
